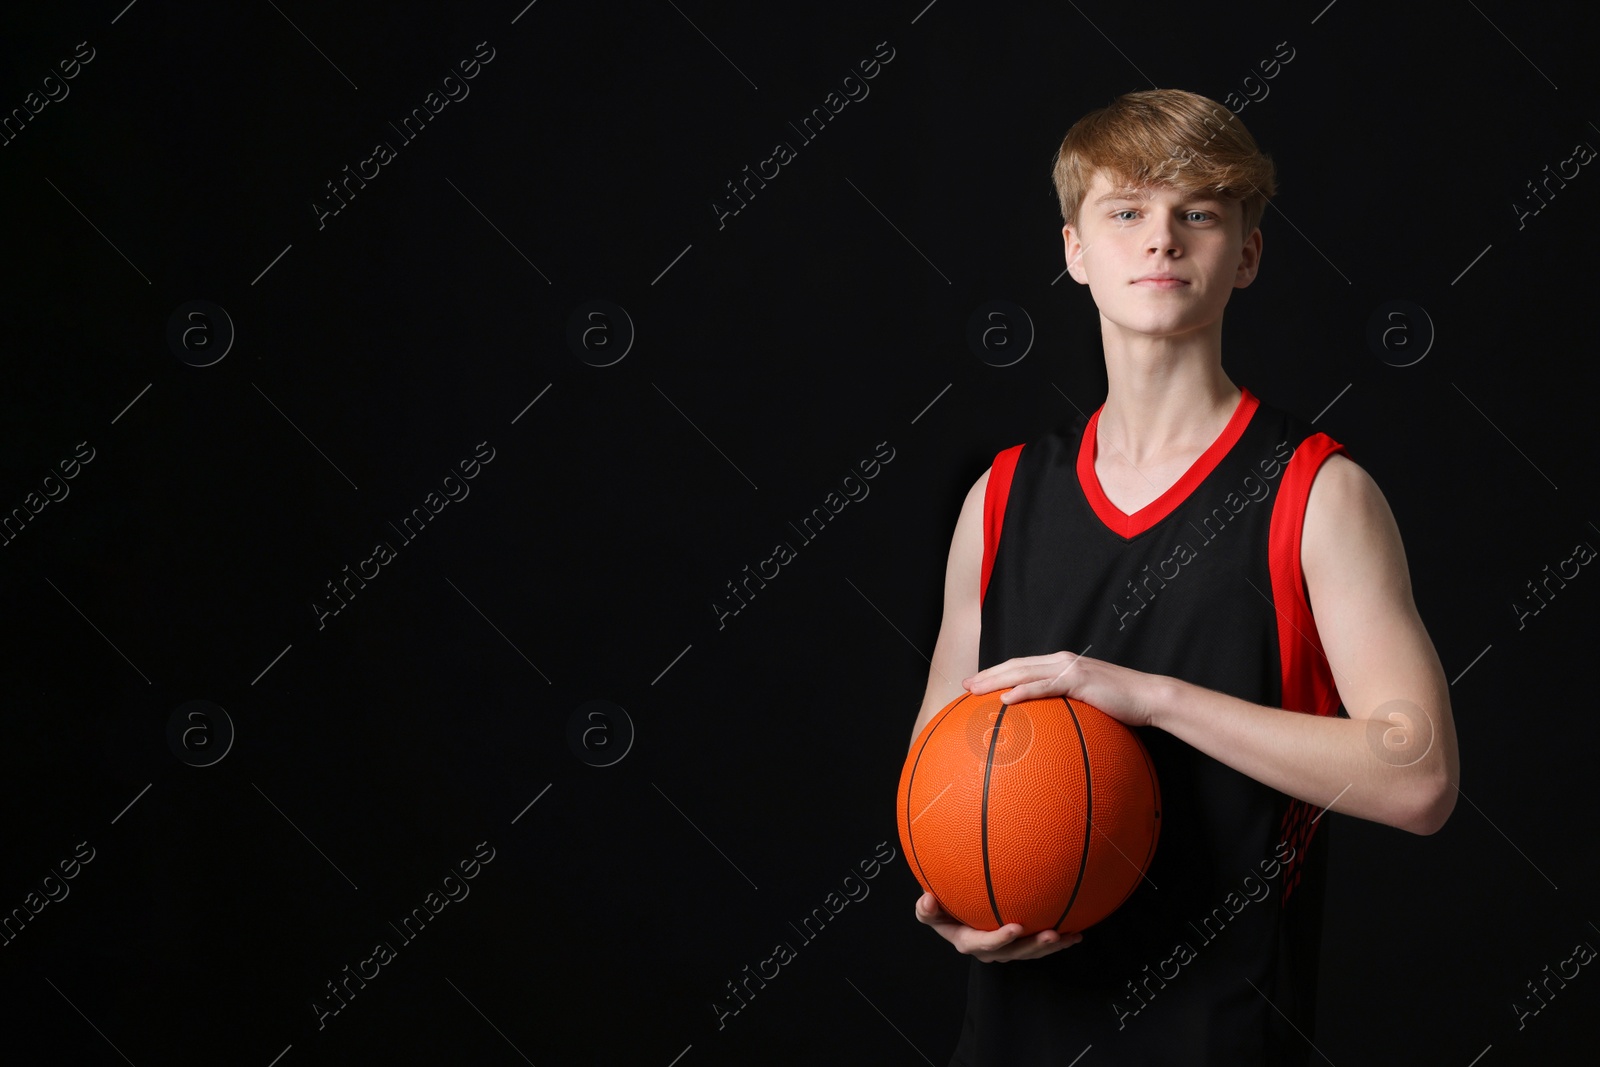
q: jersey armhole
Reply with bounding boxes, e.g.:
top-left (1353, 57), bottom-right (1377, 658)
top-left (1270, 432), bottom-right (1349, 908)
top-left (980, 444), bottom-right (1025, 607)
top-left (1267, 433), bottom-right (1348, 716)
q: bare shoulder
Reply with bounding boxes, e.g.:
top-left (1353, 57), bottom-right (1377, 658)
top-left (908, 465), bottom-right (991, 745)
top-left (1295, 443), bottom-right (1458, 827)
top-left (1304, 450), bottom-right (1384, 517)
top-left (965, 466), bottom-right (991, 508)
top-left (949, 466), bottom-right (990, 583)
top-left (1301, 451), bottom-right (1411, 596)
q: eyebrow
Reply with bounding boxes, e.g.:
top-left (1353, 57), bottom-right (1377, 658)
top-left (1094, 188), bottom-right (1226, 208)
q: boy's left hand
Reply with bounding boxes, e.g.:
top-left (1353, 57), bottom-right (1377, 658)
top-left (962, 651), bottom-right (1171, 729)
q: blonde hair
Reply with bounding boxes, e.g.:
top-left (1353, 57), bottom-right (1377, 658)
top-left (1051, 89), bottom-right (1278, 239)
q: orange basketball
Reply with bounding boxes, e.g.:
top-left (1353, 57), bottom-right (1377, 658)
top-left (897, 688), bottom-right (1161, 935)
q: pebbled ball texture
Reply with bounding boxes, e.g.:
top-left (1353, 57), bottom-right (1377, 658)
top-left (897, 689), bottom-right (1161, 935)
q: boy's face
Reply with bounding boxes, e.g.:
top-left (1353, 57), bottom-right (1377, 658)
top-left (1061, 169), bottom-right (1262, 343)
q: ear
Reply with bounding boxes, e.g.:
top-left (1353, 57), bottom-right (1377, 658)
top-left (1062, 222), bottom-right (1089, 285)
top-left (1234, 226), bottom-right (1263, 288)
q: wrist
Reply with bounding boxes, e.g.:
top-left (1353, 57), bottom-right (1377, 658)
top-left (1143, 674), bottom-right (1186, 732)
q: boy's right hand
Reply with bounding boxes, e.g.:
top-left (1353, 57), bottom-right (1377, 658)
top-left (914, 892), bottom-right (1082, 962)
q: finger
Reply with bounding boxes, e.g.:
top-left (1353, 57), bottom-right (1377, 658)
top-left (1036, 930), bottom-right (1082, 953)
top-left (992, 928), bottom-right (1083, 961)
top-left (992, 651), bottom-right (1095, 686)
top-left (963, 657), bottom-right (1058, 689)
top-left (968, 668), bottom-right (1046, 695)
top-left (999, 678), bottom-right (1056, 703)
top-left (915, 893), bottom-right (954, 925)
top-left (998, 932), bottom-right (1075, 962)
top-left (962, 923), bottom-right (1026, 953)
top-left (966, 662), bottom-right (1039, 685)
top-left (1042, 656), bottom-right (1090, 693)
top-left (1032, 930), bottom-right (1079, 951)
top-left (1008, 658), bottom-right (1092, 702)
top-left (986, 942), bottom-right (1048, 962)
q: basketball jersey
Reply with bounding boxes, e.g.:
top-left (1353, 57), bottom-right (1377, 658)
top-left (950, 386), bottom-right (1347, 1066)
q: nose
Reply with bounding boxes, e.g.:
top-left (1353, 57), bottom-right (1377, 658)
top-left (1145, 207), bottom-right (1181, 256)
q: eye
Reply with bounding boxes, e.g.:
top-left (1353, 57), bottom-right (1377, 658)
top-left (1112, 209), bottom-right (1138, 221)
top-left (1185, 210), bottom-right (1215, 223)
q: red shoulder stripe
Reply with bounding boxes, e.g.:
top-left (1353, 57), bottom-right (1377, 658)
top-left (981, 445), bottom-right (1024, 606)
top-left (1267, 433), bottom-right (1348, 716)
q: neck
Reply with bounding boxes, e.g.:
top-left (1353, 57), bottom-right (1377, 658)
top-left (1095, 321), bottom-right (1239, 466)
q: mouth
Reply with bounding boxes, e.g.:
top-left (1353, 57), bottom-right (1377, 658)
top-left (1132, 276), bottom-right (1188, 288)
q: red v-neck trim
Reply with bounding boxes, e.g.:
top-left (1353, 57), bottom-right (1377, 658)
top-left (1077, 387), bottom-right (1259, 539)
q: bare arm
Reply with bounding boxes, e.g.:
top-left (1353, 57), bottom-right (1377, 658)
top-left (980, 453), bottom-right (1459, 835)
top-left (909, 467), bottom-right (1081, 961)
top-left (908, 470), bottom-right (986, 749)
top-left (1152, 452), bottom-right (1458, 833)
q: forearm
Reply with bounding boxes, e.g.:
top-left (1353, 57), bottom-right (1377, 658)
top-left (1149, 676), bottom-right (1452, 835)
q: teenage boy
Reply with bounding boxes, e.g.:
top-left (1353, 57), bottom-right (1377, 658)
top-left (907, 88), bottom-right (1459, 1065)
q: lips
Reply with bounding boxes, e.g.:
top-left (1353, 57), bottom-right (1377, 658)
top-left (1133, 275), bottom-right (1188, 288)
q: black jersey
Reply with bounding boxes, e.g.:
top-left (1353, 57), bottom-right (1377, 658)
top-left (951, 387), bottom-right (1346, 1066)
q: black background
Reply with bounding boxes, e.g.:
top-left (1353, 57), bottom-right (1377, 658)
top-left (1, 1), bottom-right (1597, 1064)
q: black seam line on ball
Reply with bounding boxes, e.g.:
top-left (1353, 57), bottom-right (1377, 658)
top-left (980, 702), bottom-right (1007, 928)
top-left (906, 692), bottom-right (971, 901)
top-left (1101, 735), bottom-right (1156, 921)
top-left (1053, 698), bottom-right (1093, 932)
top-left (1139, 735), bottom-right (1160, 873)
